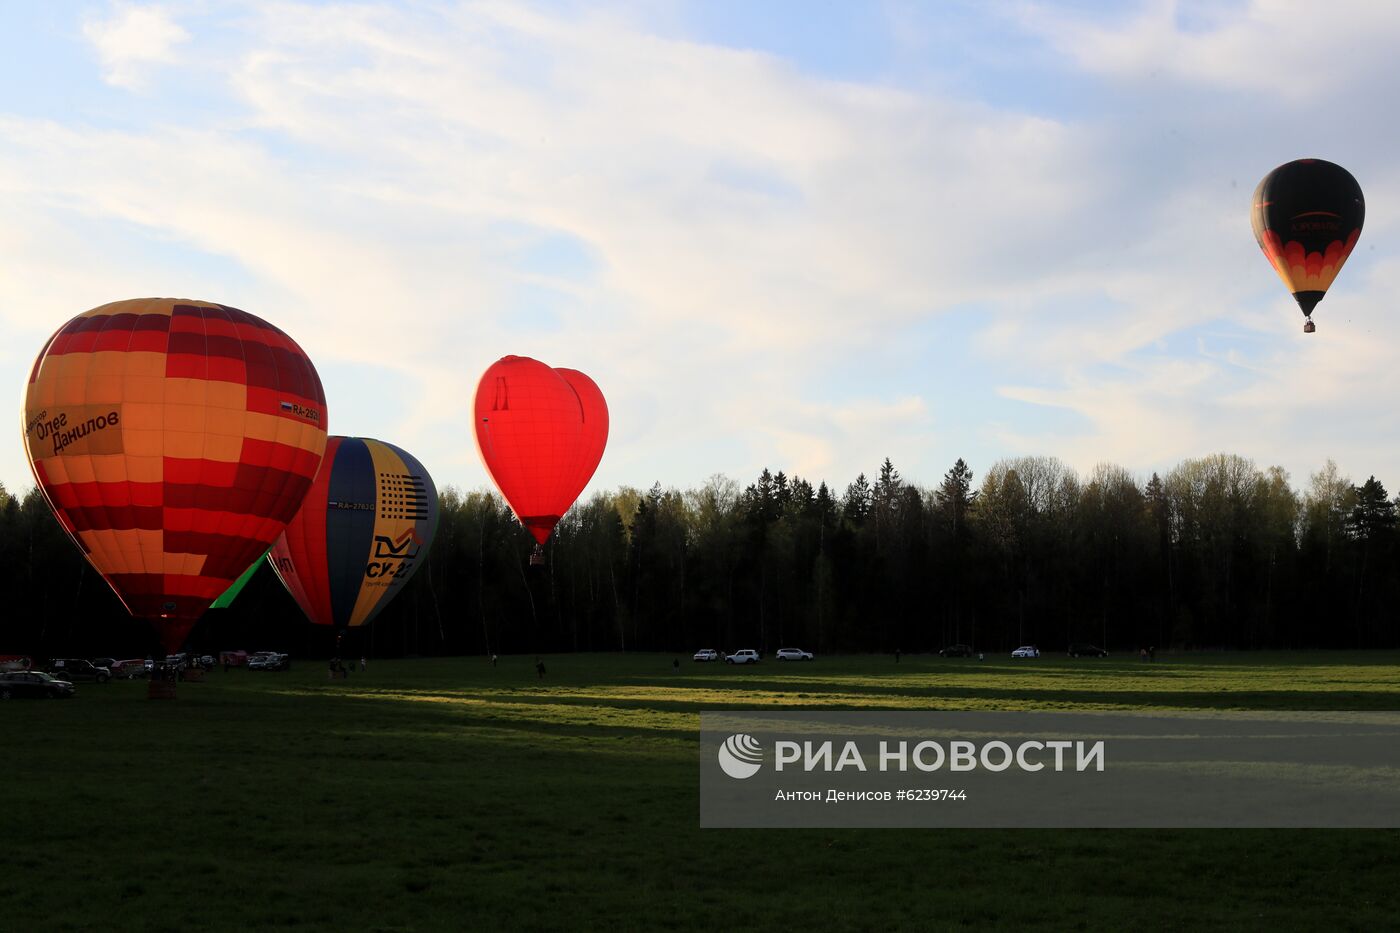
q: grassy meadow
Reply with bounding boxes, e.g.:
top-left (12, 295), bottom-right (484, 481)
top-left (5, 651), bottom-right (1400, 931)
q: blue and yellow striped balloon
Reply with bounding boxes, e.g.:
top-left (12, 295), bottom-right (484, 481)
top-left (268, 437), bottom-right (438, 628)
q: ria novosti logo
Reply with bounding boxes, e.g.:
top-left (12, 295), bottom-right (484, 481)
top-left (717, 734), bottom-right (764, 779)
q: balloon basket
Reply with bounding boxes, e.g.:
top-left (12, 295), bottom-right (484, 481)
top-left (147, 679), bottom-right (177, 700)
top-left (529, 545), bottom-right (545, 567)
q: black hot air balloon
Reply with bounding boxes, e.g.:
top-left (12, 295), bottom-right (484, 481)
top-left (1251, 159), bottom-right (1364, 333)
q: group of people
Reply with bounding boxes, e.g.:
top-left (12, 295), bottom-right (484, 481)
top-left (329, 657), bottom-right (367, 677)
top-left (485, 654), bottom-right (548, 679)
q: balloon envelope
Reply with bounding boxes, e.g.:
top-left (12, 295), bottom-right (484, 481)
top-left (268, 437), bottom-right (438, 629)
top-left (22, 299), bottom-right (328, 652)
top-left (1251, 158), bottom-right (1364, 320)
top-left (209, 548), bottom-right (269, 610)
top-left (473, 356), bottom-right (609, 544)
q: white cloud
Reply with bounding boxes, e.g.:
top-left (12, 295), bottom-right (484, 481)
top-left (82, 3), bottom-right (190, 89)
top-left (4, 2), bottom-right (1108, 491)
top-left (1018, 0), bottom-right (1400, 102)
top-left (5, 1), bottom-right (1400, 498)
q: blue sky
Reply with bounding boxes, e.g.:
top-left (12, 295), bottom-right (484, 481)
top-left (4, 0), bottom-right (1400, 500)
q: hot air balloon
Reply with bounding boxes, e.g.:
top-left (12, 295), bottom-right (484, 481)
top-left (268, 437), bottom-right (438, 630)
top-left (473, 356), bottom-right (608, 564)
top-left (1251, 158), bottom-right (1365, 333)
top-left (21, 298), bottom-right (328, 654)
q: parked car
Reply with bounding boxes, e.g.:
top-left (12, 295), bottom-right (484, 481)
top-left (938, 644), bottom-right (974, 658)
top-left (692, 649), bottom-right (720, 662)
top-left (775, 648), bottom-right (813, 661)
top-left (1068, 644), bottom-right (1109, 658)
top-left (248, 652), bottom-right (290, 671)
top-left (48, 659), bottom-right (111, 683)
top-left (196, 655), bottom-right (216, 670)
top-left (0, 670), bottom-right (76, 699)
top-left (90, 657), bottom-right (118, 670)
top-left (1011, 646), bottom-right (1040, 658)
top-left (724, 650), bottom-right (760, 665)
top-left (111, 659), bottom-right (147, 679)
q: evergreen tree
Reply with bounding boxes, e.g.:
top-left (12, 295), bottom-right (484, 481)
top-left (1348, 476), bottom-right (1395, 540)
top-left (934, 458), bottom-right (977, 535)
top-left (841, 474), bottom-right (872, 525)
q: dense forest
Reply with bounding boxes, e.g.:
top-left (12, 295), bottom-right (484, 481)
top-left (2, 453), bottom-right (1397, 659)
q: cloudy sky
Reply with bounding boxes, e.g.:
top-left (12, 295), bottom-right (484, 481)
top-left (3, 0), bottom-right (1399, 499)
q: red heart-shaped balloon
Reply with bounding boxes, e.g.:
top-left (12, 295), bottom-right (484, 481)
top-left (473, 356), bottom-right (609, 544)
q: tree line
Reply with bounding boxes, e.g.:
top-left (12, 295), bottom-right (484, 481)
top-left (2, 452), bottom-right (1397, 658)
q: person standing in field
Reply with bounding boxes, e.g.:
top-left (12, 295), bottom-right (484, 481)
top-left (536, 657), bottom-right (546, 678)
top-left (895, 648), bottom-right (901, 663)
top-left (360, 657), bottom-right (366, 672)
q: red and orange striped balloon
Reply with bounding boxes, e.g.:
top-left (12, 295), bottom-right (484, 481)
top-left (22, 298), bottom-right (328, 652)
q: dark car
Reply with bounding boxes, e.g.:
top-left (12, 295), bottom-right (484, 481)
top-left (938, 644), bottom-right (974, 658)
top-left (48, 659), bottom-right (111, 683)
top-left (248, 652), bottom-right (290, 671)
top-left (0, 671), bottom-right (76, 699)
top-left (1068, 644), bottom-right (1109, 658)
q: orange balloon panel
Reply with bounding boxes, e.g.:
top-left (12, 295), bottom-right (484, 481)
top-left (473, 356), bottom-right (608, 544)
top-left (22, 298), bottom-right (328, 651)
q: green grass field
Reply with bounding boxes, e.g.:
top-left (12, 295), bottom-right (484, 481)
top-left (6, 652), bottom-right (1400, 932)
